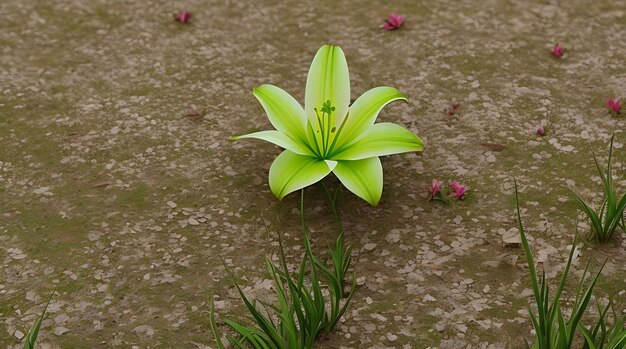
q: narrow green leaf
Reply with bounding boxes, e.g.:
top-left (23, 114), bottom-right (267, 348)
top-left (581, 325), bottom-right (599, 349)
top-left (548, 237), bottom-right (577, 331)
top-left (605, 135), bottom-right (616, 220)
top-left (605, 193), bottom-right (626, 240)
top-left (557, 308), bottom-right (568, 345)
top-left (23, 292), bottom-right (53, 349)
top-left (224, 319), bottom-right (272, 348)
top-left (569, 189), bottom-right (604, 240)
top-left (209, 299), bottom-right (227, 349)
top-left (222, 261), bottom-right (283, 346)
top-left (515, 183), bottom-right (543, 336)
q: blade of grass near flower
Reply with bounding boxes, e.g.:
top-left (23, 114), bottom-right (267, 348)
top-left (582, 326), bottom-right (600, 349)
top-left (300, 191), bottom-right (325, 309)
top-left (587, 300), bottom-right (626, 349)
top-left (223, 319), bottom-right (274, 349)
top-left (265, 260), bottom-right (297, 348)
top-left (209, 299), bottom-right (227, 349)
top-left (570, 134), bottom-right (626, 242)
top-left (607, 309), bottom-right (626, 347)
top-left (315, 185), bottom-right (356, 330)
top-left (516, 182), bottom-right (548, 346)
top-left (569, 188), bottom-right (604, 241)
top-left (276, 224), bottom-right (315, 347)
top-left (597, 305), bottom-right (610, 348)
top-left (23, 292), bottom-right (53, 349)
top-left (604, 136), bottom-right (616, 223)
top-left (606, 194), bottom-right (626, 240)
top-left (551, 242), bottom-right (582, 346)
top-left (222, 260), bottom-right (283, 347)
top-left (559, 257), bottom-right (604, 346)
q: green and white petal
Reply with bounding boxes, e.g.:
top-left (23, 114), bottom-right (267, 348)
top-left (332, 87), bottom-right (407, 151)
top-left (230, 130), bottom-right (314, 156)
top-left (253, 84), bottom-right (310, 145)
top-left (305, 45), bottom-right (350, 137)
top-left (269, 150), bottom-right (336, 200)
top-left (333, 157), bottom-right (383, 206)
top-left (330, 122), bottom-right (424, 161)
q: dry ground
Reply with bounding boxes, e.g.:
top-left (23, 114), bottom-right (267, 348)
top-left (1, 0), bottom-right (626, 348)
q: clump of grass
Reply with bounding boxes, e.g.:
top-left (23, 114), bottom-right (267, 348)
top-left (580, 300), bottom-right (626, 349)
top-left (515, 183), bottom-right (604, 348)
top-left (210, 190), bottom-right (355, 349)
top-left (570, 134), bottom-right (626, 243)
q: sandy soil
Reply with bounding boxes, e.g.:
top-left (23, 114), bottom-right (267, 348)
top-left (1, 0), bottom-right (626, 348)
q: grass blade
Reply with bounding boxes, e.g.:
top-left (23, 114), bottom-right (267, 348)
top-left (23, 291), bottom-right (53, 349)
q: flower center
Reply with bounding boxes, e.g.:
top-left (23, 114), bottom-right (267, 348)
top-left (313, 100), bottom-right (337, 158)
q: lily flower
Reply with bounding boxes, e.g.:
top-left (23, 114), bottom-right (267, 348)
top-left (383, 14), bottom-right (405, 31)
top-left (551, 43), bottom-right (564, 58)
top-left (231, 45), bottom-right (424, 205)
top-left (606, 98), bottom-right (621, 113)
top-left (450, 180), bottom-right (467, 200)
top-left (174, 11), bottom-right (192, 23)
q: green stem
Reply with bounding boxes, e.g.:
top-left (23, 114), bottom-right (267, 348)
top-left (321, 182), bottom-right (343, 233)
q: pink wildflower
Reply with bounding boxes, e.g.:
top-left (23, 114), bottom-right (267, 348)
top-left (606, 98), bottom-right (621, 113)
top-left (383, 14), bottom-right (404, 30)
top-left (450, 180), bottom-right (467, 200)
top-left (428, 179), bottom-right (443, 196)
top-left (551, 43), bottom-right (564, 58)
top-left (445, 102), bottom-right (461, 116)
top-left (174, 10), bottom-right (192, 23)
top-left (537, 125), bottom-right (545, 136)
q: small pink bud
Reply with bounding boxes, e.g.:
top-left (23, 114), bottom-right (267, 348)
top-left (428, 179), bottom-right (443, 196)
top-left (606, 98), bottom-right (621, 113)
top-left (551, 43), bottom-right (564, 58)
top-left (383, 14), bottom-right (405, 31)
top-left (450, 180), bottom-right (467, 200)
top-left (174, 10), bottom-right (192, 23)
top-left (537, 125), bottom-right (545, 136)
top-left (444, 102), bottom-right (460, 116)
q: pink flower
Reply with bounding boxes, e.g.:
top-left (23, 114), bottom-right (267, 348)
top-left (551, 43), bottom-right (564, 58)
top-left (445, 102), bottom-right (461, 116)
top-left (606, 98), bottom-right (621, 113)
top-left (174, 10), bottom-right (192, 23)
top-left (383, 14), bottom-right (405, 30)
top-left (428, 179), bottom-right (443, 196)
top-left (450, 180), bottom-right (467, 200)
top-left (537, 125), bottom-right (545, 136)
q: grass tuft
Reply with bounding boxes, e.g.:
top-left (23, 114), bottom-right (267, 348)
top-left (516, 182), bottom-right (604, 348)
top-left (569, 134), bottom-right (626, 243)
top-left (209, 189), bottom-right (355, 349)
